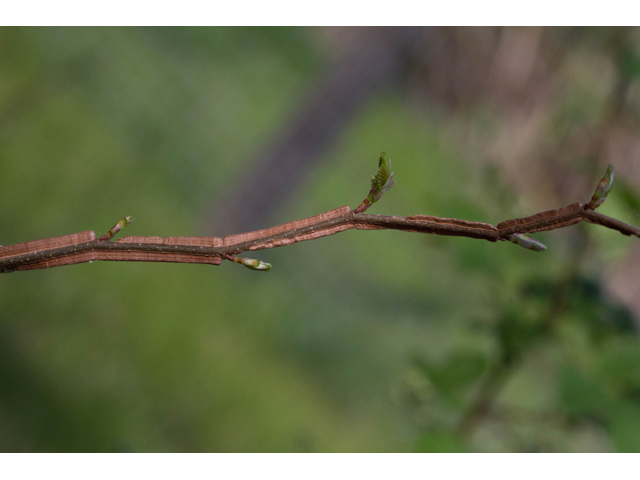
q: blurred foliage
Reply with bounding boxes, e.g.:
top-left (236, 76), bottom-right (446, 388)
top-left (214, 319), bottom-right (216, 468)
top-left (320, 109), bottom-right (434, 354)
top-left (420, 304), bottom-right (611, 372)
top-left (1, 27), bottom-right (640, 452)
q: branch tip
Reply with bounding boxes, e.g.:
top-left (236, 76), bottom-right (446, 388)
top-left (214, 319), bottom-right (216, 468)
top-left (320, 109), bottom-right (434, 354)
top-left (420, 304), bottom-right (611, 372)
top-left (354, 152), bottom-right (395, 214)
top-left (587, 164), bottom-right (614, 210)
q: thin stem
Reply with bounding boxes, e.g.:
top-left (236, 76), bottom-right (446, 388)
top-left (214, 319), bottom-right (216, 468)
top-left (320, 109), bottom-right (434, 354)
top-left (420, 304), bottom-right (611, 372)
top-left (1, 202), bottom-right (638, 273)
top-left (581, 209), bottom-right (640, 237)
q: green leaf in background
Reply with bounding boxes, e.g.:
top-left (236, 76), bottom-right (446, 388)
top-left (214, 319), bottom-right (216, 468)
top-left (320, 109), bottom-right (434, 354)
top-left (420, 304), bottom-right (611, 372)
top-left (614, 179), bottom-right (640, 216)
top-left (596, 337), bottom-right (640, 395)
top-left (621, 48), bottom-right (640, 80)
top-left (609, 402), bottom-right (640, 452)
top-left (496, 314), bottom-right (543, 364)
top-left (414, 351), bottom-right (488, 404)
top-left (416, 428), bottom-right (466, 453)
top-left (559, 366), bottom-right (612, 420)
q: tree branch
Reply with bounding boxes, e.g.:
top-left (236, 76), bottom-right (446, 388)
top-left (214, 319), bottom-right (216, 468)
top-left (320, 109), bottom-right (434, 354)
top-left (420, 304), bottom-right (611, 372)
top-left (1, 158), bottom-right (638, 273)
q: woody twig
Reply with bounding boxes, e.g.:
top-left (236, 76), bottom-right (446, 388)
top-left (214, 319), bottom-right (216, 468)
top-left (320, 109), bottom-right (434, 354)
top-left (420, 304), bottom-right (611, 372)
top-left (1, 155), bottom-right (638, 273)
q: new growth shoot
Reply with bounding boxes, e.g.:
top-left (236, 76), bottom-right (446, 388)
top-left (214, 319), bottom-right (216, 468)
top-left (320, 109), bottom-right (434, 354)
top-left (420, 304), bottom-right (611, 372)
top-left (505, 233), bottom-right (547, 252)
top-left (99, 215), bottom-right (134, 241)
top-left (587, 164), bottom-right (614, 210)
top-left (223, 254), bottom-right (272, 271)
top-left (354, 152), bottom-right (395, 214)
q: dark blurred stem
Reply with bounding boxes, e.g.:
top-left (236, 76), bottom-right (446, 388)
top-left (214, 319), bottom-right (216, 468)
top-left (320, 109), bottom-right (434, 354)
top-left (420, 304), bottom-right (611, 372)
top-left (456, 362), bottom-right (513, 437)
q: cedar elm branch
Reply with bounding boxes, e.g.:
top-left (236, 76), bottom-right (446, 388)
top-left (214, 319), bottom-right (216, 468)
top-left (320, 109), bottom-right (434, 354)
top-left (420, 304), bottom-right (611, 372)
top-left (1, 156), bottom-right (638, 273)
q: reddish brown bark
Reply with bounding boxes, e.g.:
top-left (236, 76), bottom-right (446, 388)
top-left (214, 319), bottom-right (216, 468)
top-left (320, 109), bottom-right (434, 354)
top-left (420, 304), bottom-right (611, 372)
top-left (1, 203), bottom-right (638, 273)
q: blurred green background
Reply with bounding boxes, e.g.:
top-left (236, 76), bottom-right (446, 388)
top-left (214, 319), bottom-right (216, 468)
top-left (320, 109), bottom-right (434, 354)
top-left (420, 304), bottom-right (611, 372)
top-left (1, 27), bottom-right (640, 452)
